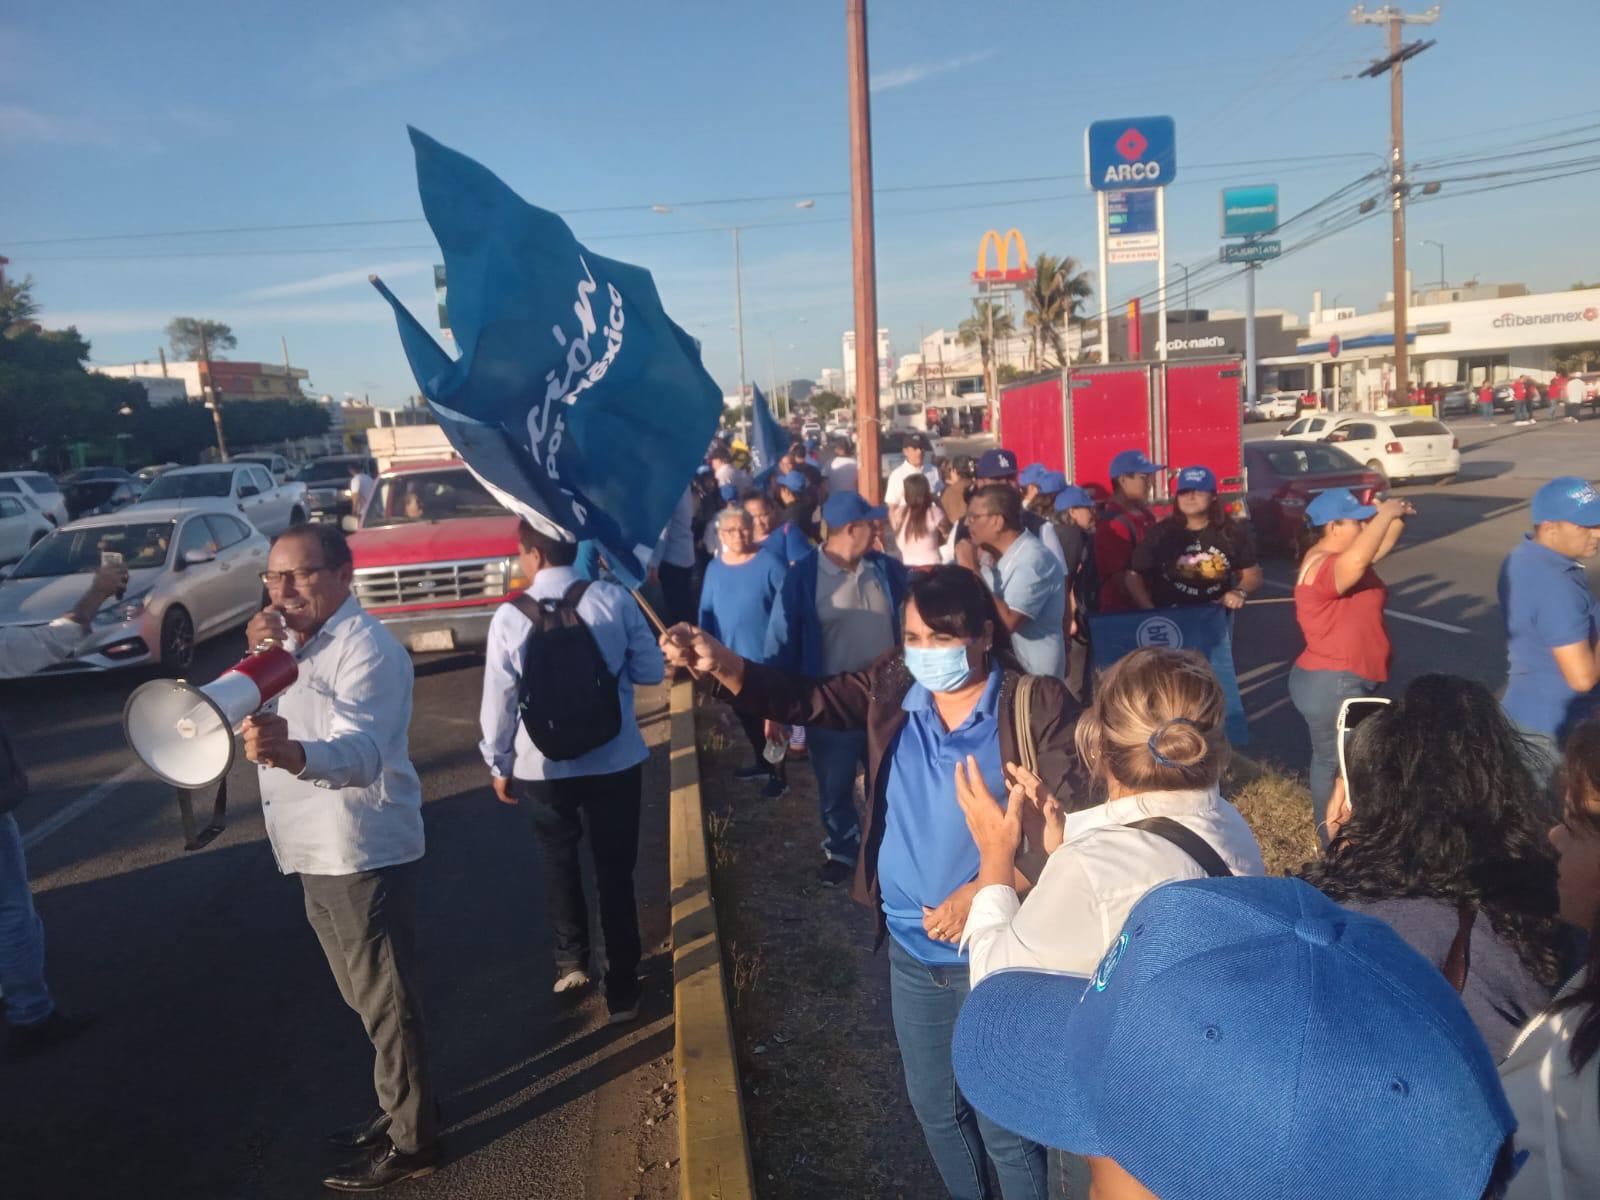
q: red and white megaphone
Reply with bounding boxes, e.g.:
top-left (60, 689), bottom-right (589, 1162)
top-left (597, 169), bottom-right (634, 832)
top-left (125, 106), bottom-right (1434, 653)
top-left (124, 647), bottom-right (299, 789)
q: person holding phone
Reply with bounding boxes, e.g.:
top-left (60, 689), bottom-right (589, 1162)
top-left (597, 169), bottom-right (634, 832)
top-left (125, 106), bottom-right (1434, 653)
top-left (1299, 674), bottom-right (1566, 1060)
top-left (1288, 488), bottom-right (1412, 839)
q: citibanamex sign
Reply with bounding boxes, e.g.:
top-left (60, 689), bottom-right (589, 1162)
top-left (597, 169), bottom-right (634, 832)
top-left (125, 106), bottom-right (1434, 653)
top-left (1491, 307), bottom-right (1600, 329)
top-left (973, 229), bottom-right (1035, 284)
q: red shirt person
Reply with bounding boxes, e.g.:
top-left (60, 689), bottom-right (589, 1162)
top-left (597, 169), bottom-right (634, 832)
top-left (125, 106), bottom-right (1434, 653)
top-left (1093, 449), bottom-right (1164, 613)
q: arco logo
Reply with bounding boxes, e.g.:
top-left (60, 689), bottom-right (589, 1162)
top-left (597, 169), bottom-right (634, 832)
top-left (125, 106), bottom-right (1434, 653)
top-left (973, 229), bottom-right (1035, 284)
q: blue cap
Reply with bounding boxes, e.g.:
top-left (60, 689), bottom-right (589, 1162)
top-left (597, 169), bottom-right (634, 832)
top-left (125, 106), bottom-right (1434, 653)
top-left (1175, 465), bottom-right (1217, 494)
top-left (1036, 470), bottom-right (1068, 495)
top-left (1532, 475), bottom-right (1600, 526)
top-left (1018, 462), bottom-right (1048, 488)
top-left (717, 483), bottom-right (738, 503)
top-left (775, 470), bottom-right (808, 492)
top-left (975, 448), bottom-right (1019, 479)
top-left (1108, 449), bottom-right (1163, 478)
top-left (1306, 487), bottom-right (1377, 526)
top-left (820, 490), bottom-right (887, 526)
top-left (1054, 485), bottom-right (1096, 511)
top-left (952, 877), bottom-right (1515, 1200)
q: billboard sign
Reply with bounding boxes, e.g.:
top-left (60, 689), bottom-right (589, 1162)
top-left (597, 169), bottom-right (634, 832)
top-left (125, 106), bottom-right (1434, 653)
top-left (1220, 239), bottom-right (1282, 264)
top-left (1107, 189), bottom-right (1158, 238)
top-left (1086, 116), bottom-right (1177, 190)
top-left (1221, 185), bottom-right (1279, 238)
top-left (972, 228), bottom-right (1034, 285)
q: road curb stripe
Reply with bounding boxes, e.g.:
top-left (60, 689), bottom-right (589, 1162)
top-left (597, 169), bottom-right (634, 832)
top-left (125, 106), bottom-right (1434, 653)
top-left (21, 762), bottom-right (144, 852)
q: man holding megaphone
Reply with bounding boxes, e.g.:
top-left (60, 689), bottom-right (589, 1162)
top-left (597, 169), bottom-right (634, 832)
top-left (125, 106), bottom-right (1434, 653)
top-left (240, 524), bottom-right (439, 1193)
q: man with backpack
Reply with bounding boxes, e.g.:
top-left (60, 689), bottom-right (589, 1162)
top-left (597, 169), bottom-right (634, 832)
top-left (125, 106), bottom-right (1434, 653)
top-left (479, 519), bottom-right (665, 1025)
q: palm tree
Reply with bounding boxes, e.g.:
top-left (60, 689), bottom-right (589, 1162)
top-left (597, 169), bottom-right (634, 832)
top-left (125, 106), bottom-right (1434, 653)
top-left (1022, 253), bottom-right (1093, 369)
top-left (958, 298), bottom-right (1015, 399)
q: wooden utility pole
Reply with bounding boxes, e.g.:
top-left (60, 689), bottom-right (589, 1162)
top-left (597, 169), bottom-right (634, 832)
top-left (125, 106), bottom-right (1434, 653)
top-left (846, 0), bottom-right (881, 503)
top-left (198, 326), bottom-right (229, 461)
top-left (1353, 4), bottom-right (1438, 408)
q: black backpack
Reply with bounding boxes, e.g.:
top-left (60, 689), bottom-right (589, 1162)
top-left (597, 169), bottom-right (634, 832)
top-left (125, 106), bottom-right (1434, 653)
top-left (511, 583), bottom-right (622, 761)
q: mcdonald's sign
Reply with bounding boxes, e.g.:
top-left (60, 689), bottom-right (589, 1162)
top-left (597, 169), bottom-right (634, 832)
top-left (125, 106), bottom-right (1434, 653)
top-left (972, 228), bottom-right (1035, 284)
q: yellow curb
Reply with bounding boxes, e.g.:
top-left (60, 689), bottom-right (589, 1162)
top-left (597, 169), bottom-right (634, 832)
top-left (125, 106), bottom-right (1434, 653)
top-left (670, 679), bottom-right (756, 1200)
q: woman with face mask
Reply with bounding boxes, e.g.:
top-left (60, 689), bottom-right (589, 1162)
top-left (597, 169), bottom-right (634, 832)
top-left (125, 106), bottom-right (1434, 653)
top-left (661, 565), bottom-right (1088, 1200)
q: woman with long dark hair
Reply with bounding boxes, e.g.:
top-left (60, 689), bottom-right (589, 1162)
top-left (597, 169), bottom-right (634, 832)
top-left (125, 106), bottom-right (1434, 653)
top-left (889, 472), bottom-right (951, 571)
top-left (1129, 465), bottom-right (1262, 610)
top-left (1298, 673), bottom-right (1566, 1060)
top-left (661, 565), bottom-right (1088, 1200)
top-left (1500, 717), bottom-right (1600, 1198)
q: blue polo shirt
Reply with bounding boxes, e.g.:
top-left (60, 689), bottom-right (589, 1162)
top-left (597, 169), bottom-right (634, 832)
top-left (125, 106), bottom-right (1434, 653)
top-left (1499, 535), bottom-right (1600, 740)
top-left (876, 665), bottom-right (1006, 965)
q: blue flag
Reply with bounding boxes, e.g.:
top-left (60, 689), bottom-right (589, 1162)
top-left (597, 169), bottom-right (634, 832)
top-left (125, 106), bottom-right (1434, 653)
top-left (1087, 605), bottom-right (1250, 746)
top-left (372, 128), bottom-right (723, 587)
top-left (748, 382), bottom-right (786, 484)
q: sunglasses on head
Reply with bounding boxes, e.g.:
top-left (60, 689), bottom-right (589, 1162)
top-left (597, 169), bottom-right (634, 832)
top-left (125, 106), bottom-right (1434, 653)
top-left (1336, 696), bottom-right (1391, 811)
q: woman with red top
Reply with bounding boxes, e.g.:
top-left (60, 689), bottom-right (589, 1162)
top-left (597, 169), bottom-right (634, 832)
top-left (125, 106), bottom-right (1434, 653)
top-left (1288, 487), bottom-right (1413, 842)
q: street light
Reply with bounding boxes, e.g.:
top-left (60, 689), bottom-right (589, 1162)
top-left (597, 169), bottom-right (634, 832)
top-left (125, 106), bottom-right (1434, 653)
top-left (652, 199), bottom-right (815, 440)
top-left (1420, 239), bottom-right (1445, 290)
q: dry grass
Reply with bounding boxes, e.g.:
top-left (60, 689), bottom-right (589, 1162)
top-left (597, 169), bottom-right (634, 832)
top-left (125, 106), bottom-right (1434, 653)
top-left (1225, 754), bottom-right (1320, 876)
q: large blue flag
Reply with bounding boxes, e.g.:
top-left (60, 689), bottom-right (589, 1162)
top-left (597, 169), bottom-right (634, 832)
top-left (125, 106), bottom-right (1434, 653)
top-left (1087, 605), bottom-right (1250, 746)
top-left (372, 128), bottom-right (723, 586)
top-left (748, 382), bottom-right (786, 484)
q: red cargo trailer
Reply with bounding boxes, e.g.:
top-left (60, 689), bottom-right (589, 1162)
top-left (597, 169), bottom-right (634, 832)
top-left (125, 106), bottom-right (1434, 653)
top-left (998, 357), bottom-right (1245, 506)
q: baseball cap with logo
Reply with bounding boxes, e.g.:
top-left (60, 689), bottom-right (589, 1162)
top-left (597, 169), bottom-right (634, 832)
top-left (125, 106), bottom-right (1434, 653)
top-left (1108, 449), bottom-right (1164, 478)
top-left (976, 449), bottom-right (1019, 479)
top-left (1531, 475), bottom-right (1600, 527)
top-left (952, 877), bottom-right (1517, 1200)
top-left (1175, 465), bottom-right (1217, 494)
top-left (820, 490), bottom-right (888, 527)
top-left (1054, 485), bottom-right (1096, 512)
top-left (905, 432), bottom-right (932, 452)
top-left (1306, 487), bottom-right (1378, 526)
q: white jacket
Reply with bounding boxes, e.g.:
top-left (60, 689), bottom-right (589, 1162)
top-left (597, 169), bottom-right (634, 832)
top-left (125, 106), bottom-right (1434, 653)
top-left (1501, 969), bottom-right (1600, 1200)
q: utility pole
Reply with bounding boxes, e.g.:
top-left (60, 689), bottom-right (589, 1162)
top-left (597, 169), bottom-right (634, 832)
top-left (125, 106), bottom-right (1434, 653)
top-left (732, 227), bottom-right (748, 443)
top-left (846, 0), bottom-right (882, 502)
top-left (198, 325), bottom-right (229, 461)
top-left (1353, 3), bottom-right (1438, 409)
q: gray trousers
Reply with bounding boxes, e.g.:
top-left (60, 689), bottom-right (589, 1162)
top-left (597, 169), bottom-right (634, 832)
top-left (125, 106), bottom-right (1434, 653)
top-left (301, 862), bottom-right (437, 1154)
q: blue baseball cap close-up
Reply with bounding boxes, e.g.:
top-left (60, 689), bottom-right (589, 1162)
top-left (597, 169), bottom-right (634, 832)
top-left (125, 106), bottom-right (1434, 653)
top-left (1306, 487), bottom-right (1377, 526)
top-left (820, 490), bottom-right (887, 527)
top-left (1175, 465), bottom-right (1217, 494)
top-left (1531, 475), bottom-right (1600, 527)
top-left (1018, 462), bottom-right (1048, 488)
top-left (1108, 449), bottom-right (1163, 478)
top-left (775, 470), bottom-right (809, 492)
top-left (1054, 485), bottom-right (1096, 511)
top-left (1036, 470), bottom-right (1068, 496)
top-left (975, 448), bottom-right (1019, 479)
top-left (951, 877), bottom-right (1516, 1200)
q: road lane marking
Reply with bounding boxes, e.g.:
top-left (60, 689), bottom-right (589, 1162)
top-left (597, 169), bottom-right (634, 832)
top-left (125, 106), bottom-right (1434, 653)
top-left (1259, 579), bottom-right (1469, 634)
top-left (22, 762), bottom-right (144, 851)
top-left (1248, 695), bottom-right (1295, 722)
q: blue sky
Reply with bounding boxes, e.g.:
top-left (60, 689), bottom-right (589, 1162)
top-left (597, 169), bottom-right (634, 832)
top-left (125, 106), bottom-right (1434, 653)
top-left (4, 0), bottom-right (1597, 406)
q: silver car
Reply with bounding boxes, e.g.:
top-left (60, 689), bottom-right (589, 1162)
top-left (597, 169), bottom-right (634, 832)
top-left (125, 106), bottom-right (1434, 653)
top-left (0, 500), bottom-right (269, 674)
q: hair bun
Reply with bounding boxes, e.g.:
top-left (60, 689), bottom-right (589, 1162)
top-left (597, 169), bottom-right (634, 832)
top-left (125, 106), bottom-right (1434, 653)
top-left (1148, 718), bottom-right (1208, 769)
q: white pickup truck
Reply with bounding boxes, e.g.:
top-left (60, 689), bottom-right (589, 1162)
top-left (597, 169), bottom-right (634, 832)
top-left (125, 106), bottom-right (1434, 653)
top-left (135, 463), bottom-right (308, 536)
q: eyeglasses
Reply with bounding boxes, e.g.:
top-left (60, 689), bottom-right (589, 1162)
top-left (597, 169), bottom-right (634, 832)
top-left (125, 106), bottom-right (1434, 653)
top-left (260, 566), bottom-right (327, 588)
top-left (1335, 696), bottom-right (1391, 811)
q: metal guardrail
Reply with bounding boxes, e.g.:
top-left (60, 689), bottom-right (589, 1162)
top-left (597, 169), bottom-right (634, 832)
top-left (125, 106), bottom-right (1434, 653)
top-left (669, 679), bottom-right (756, 1200)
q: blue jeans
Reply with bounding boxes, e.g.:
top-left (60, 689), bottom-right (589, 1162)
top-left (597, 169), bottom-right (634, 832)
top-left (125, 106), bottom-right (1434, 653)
top-left (1289, 666), bottom-right (1379, 836)
top-left (1515, 398), bottom-right (1531, 421)
top-left (888, 939), bottom-right (1048, 1199)
top-left (0, 812), bottom-right (54, 1026)
top-left (807, 726), bottom-right (865, 864)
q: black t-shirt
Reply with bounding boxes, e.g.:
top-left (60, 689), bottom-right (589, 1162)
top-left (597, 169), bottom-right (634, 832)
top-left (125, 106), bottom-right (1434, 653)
top-left (1057, 519), bottom-right (1097, 612)
top-left (1131, 519), bottom-right (1258, 607)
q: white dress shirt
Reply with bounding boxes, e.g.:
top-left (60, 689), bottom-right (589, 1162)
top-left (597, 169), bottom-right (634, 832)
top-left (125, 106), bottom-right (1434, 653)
top-left (0, 617), bottom-right (89, 678)
top-left (259, 594), bottom-right (425, 876)
top-left (883, 459), bottom-right (940, 507)
top-left (824, 455), bottom-right (860, 495)
top-left (962, 787), bottom-right (1265, 985)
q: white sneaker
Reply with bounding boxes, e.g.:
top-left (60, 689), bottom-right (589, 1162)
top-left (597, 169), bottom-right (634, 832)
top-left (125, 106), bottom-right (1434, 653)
top-left (553, 969), bottom-right (590, 994)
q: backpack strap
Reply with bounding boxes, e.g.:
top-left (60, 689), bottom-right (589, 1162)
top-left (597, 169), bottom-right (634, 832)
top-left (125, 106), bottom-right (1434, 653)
top-left (1126, 816), bottom-right (1232, 878)
top-left (1441, 902), bottom-right (1476, 995)
top-left (509, 593), bottom-right (545, 625)
top-left (561, 580), bottom-right (592, 607)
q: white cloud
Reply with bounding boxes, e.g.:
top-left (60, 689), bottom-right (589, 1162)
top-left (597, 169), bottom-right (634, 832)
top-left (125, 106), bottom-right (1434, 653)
top-left (307, 3), bottom-right (487, 93)
top-left (870, 50), bottom-right (996, 93)
top-left (240, 261), bottom-right (432, 301)
top-left (0, 102), bottom-right (109, 145)
top-left (50, 300), bottom-right (400, 338)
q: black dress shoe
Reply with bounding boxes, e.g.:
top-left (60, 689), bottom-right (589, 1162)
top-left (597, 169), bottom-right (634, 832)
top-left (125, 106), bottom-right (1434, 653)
top-left (326, 1109), bottom-right (392, 1151)
top-left (323, 1138), bottom-right (439, 1192)
top-left (6, 1010), bottom-right (94, 1058)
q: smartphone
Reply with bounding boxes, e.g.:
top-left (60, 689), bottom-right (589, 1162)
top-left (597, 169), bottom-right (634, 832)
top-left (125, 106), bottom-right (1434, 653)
top-left (1335, 696), bottom-right (1392, 812)
top-left (100, 550), bottom-right (126, 599)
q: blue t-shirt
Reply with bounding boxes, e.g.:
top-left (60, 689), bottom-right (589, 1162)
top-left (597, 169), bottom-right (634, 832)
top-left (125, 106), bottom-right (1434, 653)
top-left (877, 666), bottom-right (1006, 965)
top-left (986, 531), bottom-right (1067, 678)
top-left (762, 522), bottom-right (812, 566)
top-left (1499, 535), bottom-right (1600, 739)
top-left (697, 551), bottom-right (788, 660)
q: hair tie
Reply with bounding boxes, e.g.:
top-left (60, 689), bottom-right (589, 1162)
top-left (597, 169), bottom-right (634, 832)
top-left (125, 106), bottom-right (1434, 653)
top-left (1148, 718), bottom-right (1203, 768)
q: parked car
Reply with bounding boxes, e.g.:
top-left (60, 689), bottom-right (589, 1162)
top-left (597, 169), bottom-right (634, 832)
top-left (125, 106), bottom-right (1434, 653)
top-left (1255, 392), bottom-right (1299, 420)
top-left (1281, 411), bottom-right (1460, 484)
top-left (1243, 441), bottom-right (1389, 555)
top-left (1439, 386), bottom-right (1475, 417)
top-left (135, 462), bottom-right (181, 485)
top-left (60, 469), bottom-right (144, 520)
top-left (233, 452), bottom-right (296, 484)
top-left (136, 463), bottom-right (308, 535)
top-left (0, 501), bottom-right (269, 674)
top-left (0, 493), bottom-right (54, 564)
top-left (0, 471), bottom-right (69, 526)
top-left (296, 454), bottom-right (375, 523)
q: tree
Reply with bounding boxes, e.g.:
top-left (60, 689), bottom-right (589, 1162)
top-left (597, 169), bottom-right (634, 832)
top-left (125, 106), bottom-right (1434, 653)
top-left (166, 317), bottom-right (237, 362)
top-left (0, 274), bottom-right (40, 335)
top-left (1022, 253), bottom-right (1093, 370)
top-left (996, 364), bottom-right (1025, 386)
top-left (810, 390), bottom-right (848, 420)
top-left (958, 299), bottom-right (1015, 397)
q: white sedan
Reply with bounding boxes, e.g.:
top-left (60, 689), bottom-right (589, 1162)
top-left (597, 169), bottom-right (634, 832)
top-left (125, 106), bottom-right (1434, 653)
top-left (1279, 411), bottom-right (1460, 484)
top-left (135, 463), bottom-right (309, 535)
top-left (0, 494), bottom-right (55, 564)
top-left (1255, 392), bottom-right (1300, 420)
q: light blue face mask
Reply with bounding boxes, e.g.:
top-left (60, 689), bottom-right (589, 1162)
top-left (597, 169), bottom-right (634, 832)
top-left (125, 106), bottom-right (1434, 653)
top-left (904, 643), bottom-right (976, 694)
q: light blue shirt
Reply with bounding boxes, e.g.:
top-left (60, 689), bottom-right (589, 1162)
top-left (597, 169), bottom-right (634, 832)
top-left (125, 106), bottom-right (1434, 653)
top-left (986, 530), bottom-right (1067, 678)
top-left (479, 565), bottom-right (665, 781)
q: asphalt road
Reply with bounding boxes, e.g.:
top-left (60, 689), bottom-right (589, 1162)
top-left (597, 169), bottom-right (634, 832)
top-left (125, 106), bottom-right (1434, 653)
top-left (0, 632), bottom-right (679, 1199)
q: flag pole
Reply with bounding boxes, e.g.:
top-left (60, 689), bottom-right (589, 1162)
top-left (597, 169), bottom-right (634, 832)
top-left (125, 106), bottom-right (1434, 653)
top-left (631, 589), bottom-right (669, 636)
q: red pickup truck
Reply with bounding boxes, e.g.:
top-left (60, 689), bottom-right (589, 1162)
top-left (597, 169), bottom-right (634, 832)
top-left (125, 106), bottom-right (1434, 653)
top-left (346, 458), bottom-right (526, 653)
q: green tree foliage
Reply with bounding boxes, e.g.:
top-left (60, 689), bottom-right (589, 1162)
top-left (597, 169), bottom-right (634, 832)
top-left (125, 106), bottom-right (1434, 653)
top-left (0, 323), bottom-right (145, 470)
top-left (958, 300), bottom-right (1016, 395)
top-left (996, 364), bottom-right (1024, 385)
top-left (0, 274), bottom-right (41, 334)
top-left (1022, 252), bottom-right (1093, 370)
top-left (166, 316), bottom-right (237, 361)
top-left (810, 389), bottom-right (848, 419)
top-left (1554, 344), bottom-right (1600, 374)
